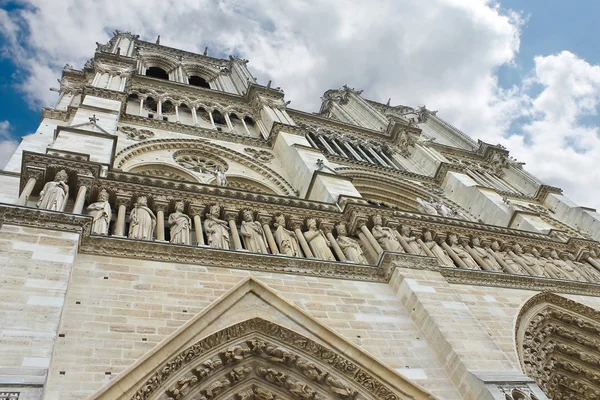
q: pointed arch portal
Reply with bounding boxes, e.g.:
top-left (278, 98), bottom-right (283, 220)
top-left (90, 278), bottom-right (435, 400)
top-left (516, 292), bottom-right (600, 400)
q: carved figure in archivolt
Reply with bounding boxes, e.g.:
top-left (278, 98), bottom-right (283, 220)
top-left (169, 200), bottom-right (191, 245)
top-left (240, 210), bottom-right (268, 253)
top-left (37, 169), bottom-right (69, 211)
top-left (371, 215), bottom-right (402, 252)
top-left (397, 225), bottom-right (425, 255)
top-left (303, 218), bottom-right (335, 261)
top-left (416, 197), bottom-right (438, 216)
top-left (273, 214), bottom-right (301, 257)
top-left (128, 196), bottom-right (156, 240)
top-left (336, 223), bottom-right (367, 264)
top-left (469, 237), bottom-right (503, 272)
top-left (204, 205), bottom-right (230, 249)
top-left (87, 188), bottom-right (111, 235)
top-left (420, 230), bottom-right (453, 266)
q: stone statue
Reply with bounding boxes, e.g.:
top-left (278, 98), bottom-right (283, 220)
top-left (335, 224), bottom-right (367, 264)
top-left (470, 237), bottom-right (503, 272)
top-left (303, 218), bottom-right (335, 261)
top-left (168, 200), bottom-right (191, 245)
top-left (204, 205), bottom-right (230, 249)
top-left (371, 215), bottom-right (402, 252)
top-left (273, 214), bottom-right (300, 257)
top-left (546, 250), bottom-right (586, 282)
top-left (508, 244), bottom-right (546, 277)
top-left (421, 230), bottom-right (454, 266)
top-left (214, 166), bottom-right (227, 187)
top-left (416, 197), bottom-right (438, 216)
top-left (240, 210), bottom-right (268, 253)
top-left (435, 201), bottom-right (453, 218)
top-left (128, 196), bottom-right (156, 240)
top-left (497, 243), bottom-right (528, 275)
top-left (87, 189), bottom-right (111, 235)
top-left (446, 234), bottom-right (479, 269)
top-left (562, 252), bottom-right (600, 282)
top-left (37, 169), bottom-right (69, 211)
top-left (398, 225), bottom-right (425, 255)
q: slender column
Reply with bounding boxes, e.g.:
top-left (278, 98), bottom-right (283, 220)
top-left (331, 138), bottom-right (349, 158)
top-left (208, 111), bottom-right (216, 129)
top-left (344, 142), bottom-right (363, 161)
top-left (193, 215), bottom-right (205, 246)
top-left (359, 223), bottom-right (384, 254)
top-left (306, 134), bottom-right (319, 150)
top-left (139, 97), bottom-right (145, 116)
top-left (324, 227), bottom-right (346, 262)
top-left (379, 150), bottom-right (398, 170)
top-left (17, 176), bottom-right (38, 206)
top-left (224, 210), bottom-right (243, 250)
top-left (156, 210), bottom-right (165, 241)
top-left (291, 220), bottom-right (313, 258)
top-left (190, 205), bottom-right (205, 246)
top-left (106, 75), bottom-right (113, 89)
top-left (358, 232), bottom-right (379, 261)
top-left (224, 114), bottom-right (234, 133)
top-left (191, 107), bottom-right (198, 125)
top-left (72, 185), bottom-right (87, 214)
top-left (368, 146), bottom-right (390, 167)
top-left (356, 144), bottom-right (374, 164)
top-left (157, 99), bottom-right (163, 119)
top-left (240, 117), bottom-right (251, 136)
top-left (317, 136), bottom-right (337, 155)
top-left (113, 198), bottom-right (128, 237)
top-left (174, 105), bottom-right (180, 123)
top-left (258, 214), bottom-right (278, 254)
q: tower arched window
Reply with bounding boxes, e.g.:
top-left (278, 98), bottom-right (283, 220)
top-left (145, 66), bottom-right (169, 80)
top-left (212, 110), bottom-right (226, 125)
top-left (188, 75), bottom-right (210, 88)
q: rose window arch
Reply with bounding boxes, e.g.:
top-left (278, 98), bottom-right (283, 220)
top-left (174, 150), bottom-right (229, 174)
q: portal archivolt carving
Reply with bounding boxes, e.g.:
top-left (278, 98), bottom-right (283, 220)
top-left (126, 318), bottom-right (418, 400)
top-left (516, 293), bottom-right (600, 399)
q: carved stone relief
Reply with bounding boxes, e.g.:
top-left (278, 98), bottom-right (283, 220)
top-left (121, 126), bottom-right (155, 141)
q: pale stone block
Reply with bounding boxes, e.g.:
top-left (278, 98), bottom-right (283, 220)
top-left (396, 368), bottom-right (428, 380)
top-left (403, 278), bottom-right (436, 293)
top-left (27, 296), bottom-right (64, 308)
top-left (22, 357), bottom-right (51, 368)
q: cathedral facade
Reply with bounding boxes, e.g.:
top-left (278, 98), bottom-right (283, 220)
top-left (2, 31), bottom-right (600, 400)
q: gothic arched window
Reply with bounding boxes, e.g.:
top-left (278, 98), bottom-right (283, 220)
top-left (188, 75), bottom-right (210, 88)
top-left (145, 66), bottom-right (169, 80)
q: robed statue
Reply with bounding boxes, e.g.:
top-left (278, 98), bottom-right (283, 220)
top-left (335, 224), bottom-right (367, 264)
top-left (128, 196), bottom-right (156, 240)
top-left (37, 169), bottom-right (69, 211)
top-left (303, 218), bottom-right (335, 261)
top-left (87, 189), bottom-right (111, 235)
top-left (168, 200), bottom-right (191, 245)
top-left (240, 210), bottom-right (268, 253)
top-left (204, 204), bottom-right (230, 249)
top-left (273, 214), bottom-right (301, 257)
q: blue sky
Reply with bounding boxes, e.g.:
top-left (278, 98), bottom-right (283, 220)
top-left (1, 0), bottom-right (600, 209)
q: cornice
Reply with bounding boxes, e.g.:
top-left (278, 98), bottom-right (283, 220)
top-left (135, 40), bottom-right (230, 67)
top-left (288, 109), bottom-right (391, 140)
top-left (4, 203), bottom-right (600, 296)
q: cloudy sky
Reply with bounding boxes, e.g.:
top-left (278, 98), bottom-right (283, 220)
top-left (1, 0), bottom-right (600, 209)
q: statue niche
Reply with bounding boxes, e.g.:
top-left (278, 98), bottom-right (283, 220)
top-left (128, 196), bottom-right (156, 241)
top-left (169, 200), bottom-right (192, 245)
top-left (87, 189), bottom-right (112, 235)
top-left (37, 169), bottom-right (69, 211)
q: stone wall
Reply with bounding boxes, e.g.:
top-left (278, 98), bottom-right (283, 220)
top-left (0, 224), bottom-right (79, 400)
top-left (43, 253), bottom-right (461, 400)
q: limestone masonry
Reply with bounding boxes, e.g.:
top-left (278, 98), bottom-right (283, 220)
top-left (1, 31), bottom-right (600, 400)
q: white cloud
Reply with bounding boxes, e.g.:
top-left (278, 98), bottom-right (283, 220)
top-left (1, 1), bottom-right (600, 209)
top-left (0, 121), bottom-right (18, 169)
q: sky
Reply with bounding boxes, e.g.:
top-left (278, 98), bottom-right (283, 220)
top-left (1, 0), bottom-right (600, 210)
